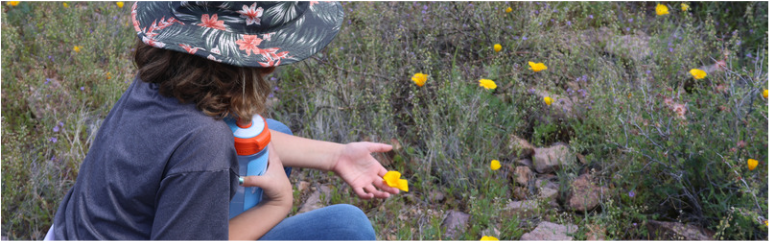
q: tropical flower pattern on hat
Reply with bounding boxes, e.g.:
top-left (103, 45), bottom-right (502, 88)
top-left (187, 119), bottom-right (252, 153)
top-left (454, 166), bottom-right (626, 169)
top-left (132, 1), bottom-right (344, 68)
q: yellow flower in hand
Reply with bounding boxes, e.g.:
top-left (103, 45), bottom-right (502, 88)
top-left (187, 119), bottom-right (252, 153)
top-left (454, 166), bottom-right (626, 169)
top-left (116, 1), bottom-right (124, 8)
top-left (544, 96), bottom-right (553, 106)
top-left (748, 159), bottom-right (758, 171)
top-left (7, 1), bottom-right (20, 6)
top-left (481, 236), bottom-right (499, 241)
top-left (505, 7), bottom-right (512, 13)
top-left (763, 89), bottom-right (768, 99)
top-left (494, 44), bottom-right (502, 52)
top-left (479, 79), bottom-right (497, 90)
top-left (73, 45), bottom-right (82, 53)
top-left (490, 160), bottom-right (501, 170)
top-left (656, 4), bottom-right (669, 16)
top-left (383, 171), bottom-right (409, 192)
top-left (411, 72), bottom-right (428, 87)
top-left (689, 69), bottom-right (707, 80)
top-left (528, 62), bottom-right (547, 72)
top-left (681, 3), bottom-right (690, 11)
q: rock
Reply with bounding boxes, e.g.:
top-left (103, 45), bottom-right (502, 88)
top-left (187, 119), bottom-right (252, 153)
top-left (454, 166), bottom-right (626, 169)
top-left (296, 181), bottom-right (310, 193)
top-left (513, 186), bottom-right (530, 200)
top-left (567, 175), bottom-right (608, 212)
top-left (441, 210), bottom-right (470, 239)
top-left (516, 159), bottom-right (533, 168)
top-left (520, 222), bottom-right (578, 240)
top-left (646, 220), bottom-right (712, 240)
top-left (297, 185), bottom-right (331, 214)
top-left (428, 191), bottom-right (445, 203)
top-left (539, 186), bottom-right (559, 201)
top-left (501, 200), bottom-right (539, 218)
top-left (585, 224), bottom-right (607, 240)
top-left (532, 143), bottom-right (575, 174)
top-left (576, 153), bottom-right (586, 164)
top-left (508, 135), bottom-right (535, 158)
top-left (514, 166), bottom-right (533, 186)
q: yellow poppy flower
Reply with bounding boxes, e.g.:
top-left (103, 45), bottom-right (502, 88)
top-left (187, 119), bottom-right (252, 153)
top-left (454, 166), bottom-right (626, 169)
top-left (73, 45), bottom-right (82, 53)
top-left (411, 72), bottom-right (428, 87)
top-left (681, 3), bottom-right (690, 11)
top-left (763, 89), bottom-right (768, 99)
top-left (544, 96), bottom-right (553, 106)
top-left (505, 7), bottom-right (512, 13)
top-left (689, 69), bottom-right (707, 80)
top-left (116, 1), bottom-right (124, 8)
top-left (479, 79), bottom-right (497, 90)
top-left (748, 159), bottom-right (758, 171)
top-left (7, 1), bottom-right (19, 6)
top-left (490, 160), bottom-right (501, 170)
top-left (383, 171), bottom-right (409, 192)
top-left (494, 44), bottom-right (502, 52)
top-left (528, 62), bottom-right (547, 72)
top-left (63, 2), bottom-right (69, 8)
top-left (481, 236), bottom-right (499, 241)
top-left (656, 4), bottom-right (669, 16)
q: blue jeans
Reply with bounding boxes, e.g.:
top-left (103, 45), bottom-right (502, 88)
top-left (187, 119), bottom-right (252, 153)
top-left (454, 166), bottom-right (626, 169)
top-left (263, 120), bottom-right (375, 240)
top-left (259, 204), bottom-right (376, 240)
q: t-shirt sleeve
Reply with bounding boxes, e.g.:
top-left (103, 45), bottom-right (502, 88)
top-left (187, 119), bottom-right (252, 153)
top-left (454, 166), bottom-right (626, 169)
top-left (149, 125), bottom-right (238, 240)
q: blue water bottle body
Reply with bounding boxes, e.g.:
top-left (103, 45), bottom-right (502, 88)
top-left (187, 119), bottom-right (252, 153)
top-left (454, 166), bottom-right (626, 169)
top-left (225, 114), bottom-right (270, 220)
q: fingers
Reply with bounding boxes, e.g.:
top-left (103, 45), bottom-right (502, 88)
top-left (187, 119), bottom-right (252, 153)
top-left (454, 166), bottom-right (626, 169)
top-left (366, 143), bottom-right (393, 153)
top-left (364, 184), bottom-right (390, 199)
top-left (373, 177), bottom-right (401, 195)
top-left (353, 186), bottom-right (373, 200)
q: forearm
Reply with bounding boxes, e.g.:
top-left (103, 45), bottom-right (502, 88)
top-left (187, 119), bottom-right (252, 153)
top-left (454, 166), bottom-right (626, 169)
top-left (228, 201), bottom-right (290, 240)
top-left (269, 130), bottom-right (343, 171)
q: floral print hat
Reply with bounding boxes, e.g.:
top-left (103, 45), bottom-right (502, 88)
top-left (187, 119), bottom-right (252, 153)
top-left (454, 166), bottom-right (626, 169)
top-left (132, 1), bottom-right (343, 67)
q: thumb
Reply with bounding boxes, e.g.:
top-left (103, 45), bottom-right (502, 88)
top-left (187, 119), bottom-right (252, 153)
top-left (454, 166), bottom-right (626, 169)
top-left (239, 175), bottom-right (266, 187)
top-left (367, 143), bottom-right (393, 153)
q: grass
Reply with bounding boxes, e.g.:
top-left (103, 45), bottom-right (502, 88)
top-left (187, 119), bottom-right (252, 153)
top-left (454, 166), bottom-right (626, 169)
top-left (2, 1), bottom-right (768, 240)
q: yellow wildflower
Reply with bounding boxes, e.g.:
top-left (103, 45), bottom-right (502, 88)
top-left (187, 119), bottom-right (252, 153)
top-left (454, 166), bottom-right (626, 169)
top-left (490, 160), bottom-right (501, 170)
top-left (544, 96), bottom-right (553, 106)
top-left (479, 79), bottom-right (497, 90)
top-left (481, 236), bottom-right (499, 241)
top-left (528, 62), bottom-right (547, 72)
top-left (63, 2), bottom-right (69, 8)
top-left (411, 72), bottom-right (428, 87)
top-left (106, 72), bottom-right (112, 80)
top-left (116, 1), bottom-right (124, 8)
top-left (7, 1), bottom-right (19, 6)
top-left (505, 7), bottom-right (512, 13)
top-left (681, 3), bottom-right (690, 11)
top-left (748, 159), bottom-right (758, 171)
top-left (763, 89), bottom-right (768, 99)
top-left (689, 69), bottom-right (707, 80)
top-left (765, 220), bottom-right (768, 227)
top-left (494, 44), bottom-right (502, 52)
top-left (383, 171), bottom-right (409, 192)
top-left (656, 4), bottom-right (669, 16)
top-left (73, 45), bottom-right (82, 53)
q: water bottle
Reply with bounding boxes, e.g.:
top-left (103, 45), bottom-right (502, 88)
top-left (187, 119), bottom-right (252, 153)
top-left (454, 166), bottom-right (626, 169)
top-left (225, 114), bottom-right (271, 219)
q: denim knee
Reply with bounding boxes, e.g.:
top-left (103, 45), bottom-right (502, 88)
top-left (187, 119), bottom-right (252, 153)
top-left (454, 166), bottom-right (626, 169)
top-left (326, 204), bottom-right (376, 240)
top-left (266, 118), bottom-right (293, 136)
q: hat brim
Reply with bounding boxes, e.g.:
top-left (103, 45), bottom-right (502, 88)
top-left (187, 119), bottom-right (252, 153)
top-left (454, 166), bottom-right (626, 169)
top-left (132, 2), bottom-right (344, 68)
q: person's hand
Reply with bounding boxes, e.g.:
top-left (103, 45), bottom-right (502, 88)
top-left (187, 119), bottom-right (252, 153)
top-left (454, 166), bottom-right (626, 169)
top-left (239, 144), bottom-right (292, 208)
top-left (331, 142), bottom-right (400, 200)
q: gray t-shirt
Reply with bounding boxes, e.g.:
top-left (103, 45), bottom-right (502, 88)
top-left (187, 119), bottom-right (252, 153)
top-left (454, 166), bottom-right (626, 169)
top-left (53, 77), bottom-right (239, 240)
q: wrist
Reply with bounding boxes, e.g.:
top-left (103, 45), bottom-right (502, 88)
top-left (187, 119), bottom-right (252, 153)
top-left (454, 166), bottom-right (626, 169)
top-left (328, 143), bottom-right (345, 173)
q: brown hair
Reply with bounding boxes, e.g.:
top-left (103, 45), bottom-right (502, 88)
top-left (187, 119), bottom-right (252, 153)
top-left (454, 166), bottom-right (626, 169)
top-left (133, 39), bottom-right (273, 123)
